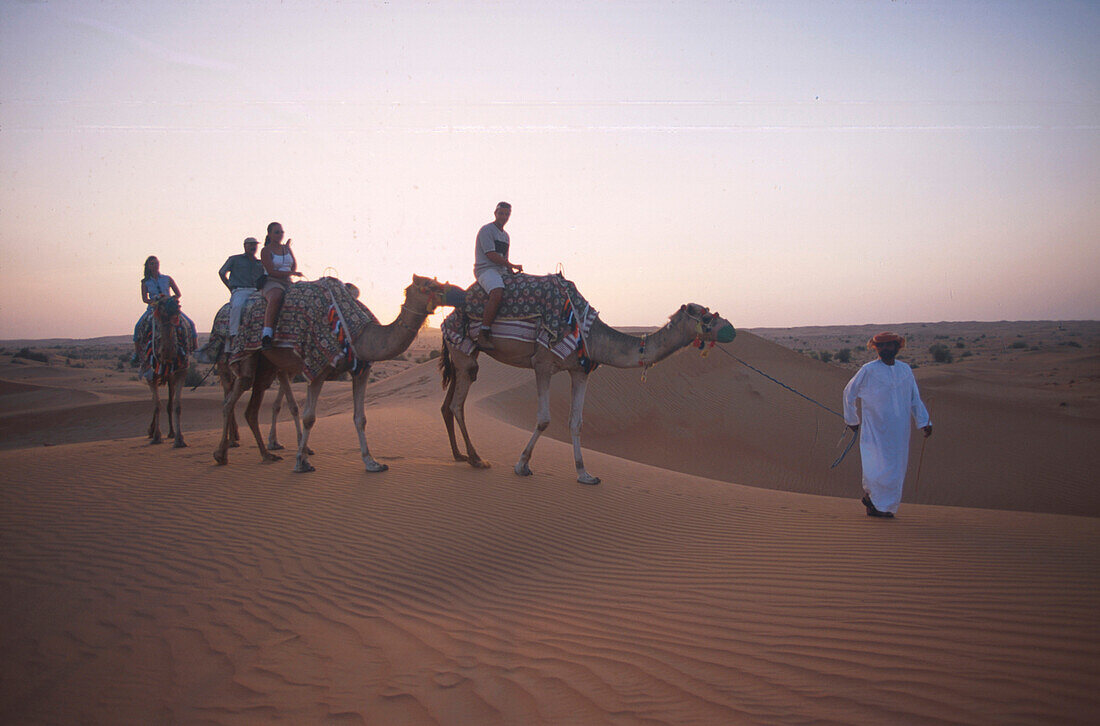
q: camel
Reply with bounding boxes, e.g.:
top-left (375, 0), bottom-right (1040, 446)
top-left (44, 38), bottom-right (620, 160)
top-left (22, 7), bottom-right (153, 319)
top-left (140, 296), bottom-right (194, 448)
top-left (440, 301), bottom-right (736, 484)
top-left (199, 301), bottom-right (307, 452)
top-left (214, 275), bottom-right (457, 473)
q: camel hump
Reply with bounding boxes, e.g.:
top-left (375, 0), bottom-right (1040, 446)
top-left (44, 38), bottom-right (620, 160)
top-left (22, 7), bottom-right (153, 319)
top-left (230, 277), bottom-right (379, 381)
top-left (454, 272), bottom-right (595, 347)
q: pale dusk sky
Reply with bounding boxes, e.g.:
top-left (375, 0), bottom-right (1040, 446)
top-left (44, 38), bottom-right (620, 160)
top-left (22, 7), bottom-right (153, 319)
top-left (1, 0), bottom-right (1097, 339)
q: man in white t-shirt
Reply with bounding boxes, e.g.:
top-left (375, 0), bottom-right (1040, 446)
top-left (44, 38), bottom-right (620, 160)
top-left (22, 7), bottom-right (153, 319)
top-left (472, 201), bottom-right (522, 350)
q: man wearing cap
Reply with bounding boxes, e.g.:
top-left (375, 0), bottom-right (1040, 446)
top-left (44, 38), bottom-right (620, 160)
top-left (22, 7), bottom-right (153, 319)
top-left (843, 332), bottom-right (933, 518)
top-left (219, 236), bottom-right (265, 337)
top-left (472, 201), bottom-right (523, 350)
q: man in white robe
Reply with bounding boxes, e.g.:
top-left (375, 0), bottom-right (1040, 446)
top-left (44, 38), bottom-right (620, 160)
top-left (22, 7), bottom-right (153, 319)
top-left (843, 332), bottom-right (933, 518)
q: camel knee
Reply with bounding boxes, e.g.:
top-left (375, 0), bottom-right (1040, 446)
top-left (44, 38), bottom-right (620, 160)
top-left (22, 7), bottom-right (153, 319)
top-left (536, 419), bottom-right (550, 432)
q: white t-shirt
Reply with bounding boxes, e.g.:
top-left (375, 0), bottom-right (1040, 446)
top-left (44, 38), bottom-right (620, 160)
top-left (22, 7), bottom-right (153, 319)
top-left (474, 222), bottom-right (510, 276)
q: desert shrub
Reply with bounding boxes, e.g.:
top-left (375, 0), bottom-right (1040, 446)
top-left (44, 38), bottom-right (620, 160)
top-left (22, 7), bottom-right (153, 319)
top-left (428, 349), bottom-right (441, 360)
top-left (1060, 340), bottom-right (1082, 348)
top-left (184, 363), bottom-right (205, 388)
top-left (934, 334), bottom-right (949, 340)
top-left (929, 343), bottom-right (953, 363)
top-left (961, 350), bottom-right (973, 358)
top-left (956, 340), bottom-right (965, 348)
top-left (1009, 340), bottom-right (1028, 349)
top-left (819, 350), bottom-right (833, 364)
top-left (836, 348), bottom-right (851, 363)
top-left (14, 347), bottom-right (49, 363)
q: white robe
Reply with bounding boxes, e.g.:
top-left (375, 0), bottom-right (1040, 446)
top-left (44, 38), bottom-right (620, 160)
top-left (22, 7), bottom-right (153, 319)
top-left (843, 359), bottom-right (931, 513)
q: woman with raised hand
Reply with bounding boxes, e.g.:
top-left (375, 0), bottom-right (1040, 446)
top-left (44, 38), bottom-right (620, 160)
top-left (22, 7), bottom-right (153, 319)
top-left (259, 221), bottom-right (303, 349)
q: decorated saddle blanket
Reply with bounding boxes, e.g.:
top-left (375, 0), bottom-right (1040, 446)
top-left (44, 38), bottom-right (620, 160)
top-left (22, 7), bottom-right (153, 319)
top-left (136, 308), bottom-right (197, 381)
top-left (229, 278), bottom-right (378, 381)
top-left (442, 273), bottom-right (599, 362)
top-left (460, 273), bottom-right (593, 345)
top-left (195, 303), bottom-right (232, 363)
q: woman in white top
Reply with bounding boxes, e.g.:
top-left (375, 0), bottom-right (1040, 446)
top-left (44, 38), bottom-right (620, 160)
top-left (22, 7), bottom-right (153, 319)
top-left (133, 255), bottom-right (190, 361)
top-left (260, 221), bottom-right (303, 348)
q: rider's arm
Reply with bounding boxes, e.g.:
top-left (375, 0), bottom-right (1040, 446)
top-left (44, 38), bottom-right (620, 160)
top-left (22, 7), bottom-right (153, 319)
top-left (486, 251), bottom-right (522, 272)
top-left (218, 257), bottom-right (234, 289)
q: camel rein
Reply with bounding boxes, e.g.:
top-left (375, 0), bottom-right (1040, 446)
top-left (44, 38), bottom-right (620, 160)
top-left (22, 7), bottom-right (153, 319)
top-left (712, 346), bottom-right (856, 468)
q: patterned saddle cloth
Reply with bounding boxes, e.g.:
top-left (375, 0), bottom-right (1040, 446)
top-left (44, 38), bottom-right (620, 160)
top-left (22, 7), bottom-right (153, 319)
top-left (442, 273), bottom-right (599, 361)
top-left (228, 277), bottom-right (378, 381)
top-left (195, 302), bottom-right (232, 364)
top-left (136, 309), bottom-right (197, 381)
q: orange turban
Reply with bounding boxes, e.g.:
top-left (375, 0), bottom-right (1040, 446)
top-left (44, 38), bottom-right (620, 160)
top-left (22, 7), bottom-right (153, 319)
top-left (867, 332), bottom-right (906, 350)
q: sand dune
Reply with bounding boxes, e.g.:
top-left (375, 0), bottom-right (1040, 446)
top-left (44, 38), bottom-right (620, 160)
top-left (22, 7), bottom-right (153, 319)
top-left (483, 331), bottom-right (1100, 516)
top-left (1, 326), bottom-right (1099, 724)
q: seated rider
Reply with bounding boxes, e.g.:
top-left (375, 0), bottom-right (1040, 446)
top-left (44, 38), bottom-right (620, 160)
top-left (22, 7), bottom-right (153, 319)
top-left (219, 236), bottom-right (264, 338)
top-left (133, 255), bottom-right (195, 363)
top-left (473, 201), bottom-right (522, 350)
top-left (260, 221), bottom-right (303, 349)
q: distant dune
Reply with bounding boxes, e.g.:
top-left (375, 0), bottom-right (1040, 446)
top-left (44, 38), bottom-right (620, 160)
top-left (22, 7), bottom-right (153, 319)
top-left (1, 320), bottom-right (1097, 723)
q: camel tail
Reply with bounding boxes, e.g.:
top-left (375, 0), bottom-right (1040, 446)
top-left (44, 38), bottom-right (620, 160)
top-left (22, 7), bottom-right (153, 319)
top-left (439, 345), bottom-right (454, 389)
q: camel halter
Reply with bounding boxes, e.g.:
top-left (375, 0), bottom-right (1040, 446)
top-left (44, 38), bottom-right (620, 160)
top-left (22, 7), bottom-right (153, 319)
top-left (685, 308), bottom-right (720, 358)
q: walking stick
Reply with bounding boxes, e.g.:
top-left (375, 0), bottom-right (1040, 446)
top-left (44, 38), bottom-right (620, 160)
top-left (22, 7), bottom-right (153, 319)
top-left (912, 436), bottom-right (928, 501)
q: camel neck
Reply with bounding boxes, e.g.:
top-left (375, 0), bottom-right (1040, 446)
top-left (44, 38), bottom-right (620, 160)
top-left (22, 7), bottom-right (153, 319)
top-left (352, 299), bottom-right (428, 362)
top-left (586, 317), bottom-right (694, 369)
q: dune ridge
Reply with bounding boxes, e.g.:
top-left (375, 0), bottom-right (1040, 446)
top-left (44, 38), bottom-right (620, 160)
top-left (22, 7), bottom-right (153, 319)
top-left (481, 331), bottom-right (1100, 516)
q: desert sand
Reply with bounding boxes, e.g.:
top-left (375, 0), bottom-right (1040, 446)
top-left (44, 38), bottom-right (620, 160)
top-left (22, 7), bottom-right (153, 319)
top-left (1, 321), bottom-right (1098, 724)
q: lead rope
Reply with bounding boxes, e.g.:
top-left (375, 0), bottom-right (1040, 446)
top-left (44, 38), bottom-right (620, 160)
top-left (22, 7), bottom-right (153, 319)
top-left (713, 346), bottom-right (858, 468)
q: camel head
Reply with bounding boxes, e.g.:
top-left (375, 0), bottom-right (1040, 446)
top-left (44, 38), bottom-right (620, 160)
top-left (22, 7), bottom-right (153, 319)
top-left (153, 295), bottom-right (181, 324)
top-left (676, 303), bottom-right (736, 344)
top-left (407, 275), bottom-right (452, 314)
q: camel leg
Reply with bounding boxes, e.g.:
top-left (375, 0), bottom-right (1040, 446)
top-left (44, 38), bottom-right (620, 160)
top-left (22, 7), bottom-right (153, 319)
top-left (267, 385), bottom-right (285, 450)
top-left (169, 371), bottom-right (187, 448)
top-left (274, 372), bottom-right (312, 455)
top-left (568, 370), bottom-right (599, 485)
top-left (515, 361), bottom-right (553, 476)
top-left (294, 376), bottom-right (327, 473)
top-left (166, 374), bottom-right (175, 441)
top-left (243, 364), bottom-right (281, 463)
top-left (214, 361), bottom-right (253, 464)
top-left (352, 369), bottom-right (388, 473)
top-left (148, 381), bottom-right (163, 444)
top-left (447, 350), bottom-right (489, 469)
top-left (441, 375), bottom-right (466, 462)
top-left (218, 361), bottom-right (240, 447)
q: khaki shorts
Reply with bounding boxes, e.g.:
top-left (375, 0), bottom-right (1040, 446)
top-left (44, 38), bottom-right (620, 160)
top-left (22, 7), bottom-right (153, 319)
top-left (262, 278), bottom-right (290, 294)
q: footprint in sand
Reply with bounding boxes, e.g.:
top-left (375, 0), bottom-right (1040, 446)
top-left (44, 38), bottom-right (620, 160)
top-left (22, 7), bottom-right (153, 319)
top-left (432, 671), bottom-right (465, 688)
